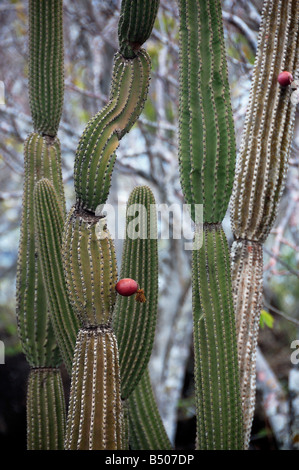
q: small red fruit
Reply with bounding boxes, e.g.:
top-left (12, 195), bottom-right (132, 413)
top-left (115, 278), bottom-right (138, 297)
top-left (277, 71), bottom-right (293, 87)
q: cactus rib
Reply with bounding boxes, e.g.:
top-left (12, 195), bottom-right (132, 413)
top-left (74, 50), bottom-right (151, 213)
top-left (27, 368), bottom-right (66, 450)
top-left (65, 328), bottom-right (123, 450)
top-left (16, 133), bottom-right (64, 367)
top-left (34, 178), bottom-right (80, 374)
top-left (118, 0), bottom-right (160, 59)
top-left (113, 186), bottom-right (158, 399)
top-left (29, 0), bottom-right (64, 137)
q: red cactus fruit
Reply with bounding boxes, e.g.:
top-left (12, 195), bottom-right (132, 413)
top-left (115, 278), bottom-right (138, 297)
top-left (277, 71), bottom-right (293, 87)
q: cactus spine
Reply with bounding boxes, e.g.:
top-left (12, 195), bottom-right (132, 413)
top-left (16, 0), bottom-right (67, 449)
top-left (230, 0), bottom-right (299, 447)
top-left (178, 0), bottom-right (244, 449)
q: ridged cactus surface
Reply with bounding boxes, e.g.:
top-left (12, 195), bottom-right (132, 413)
top-left (178, 0), bottom-right (235, 223)
top-left (28, 0), bottom-right (64, 136)
top-left (74, 50), bottom-right (151, 213)
top-left (34, 179), bottom-right (80, 374)
top-left (230, 240), bottom-right (263, 446)
top-left (118, 0), bottom-right (159, 59)
top-left (27, 368), bottom-right (66, 450)
top-left (128, 369), bottom-right (172, 450)
top-left (230, 0), bottom-right (299, 447)
top-left (178, 0), bottom-right (243, 450)
top-left (113, 186), bottom-right (158, 399)
top-left (231, 0), bottom-right (299, 243)
top-left (192, 224), bottom-right (243, 449)
top-left (62, 209), bottom-right (117, 328)
top-left (65, 328), bottom-right (123, 450)
top-left (16, 133), bottom-right (64, 368)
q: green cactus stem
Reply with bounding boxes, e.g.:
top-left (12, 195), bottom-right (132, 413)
top-left (62, 208), bottom-right (117, 328)
top-left (192, 224), bottom-right (243, 449)
top-left (128, 369), bottom-right (172, 450)
top-left (178, 0), bottom-right (235, 224)
top-left (34, 179), bottom-right (80, 374)
top-left (64, 328), bottom-right (123, 450)
top-left (74, 50), bottom-right (151, 213)
top-left (28, 0), bottom-right (64, 137)
top-left (16, 133), bottom-right (64, 368)
top-left (113, 186), bottom-right (158, 400)
top-left (27, 368), bottom-right (66, 450)
top-left (230, 0), bottom-right (299, 447)
top-left (118, 0), bottom-right (160, 59)
top-left (178, 0), bottom-right (243, 449)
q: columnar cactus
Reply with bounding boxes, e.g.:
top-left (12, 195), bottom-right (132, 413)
top-left (113, 185), bottom-right (171, 449)
top-left (34, 178), bottom-right (80, 374)
top-left (230, 0), bottom-right (299, 447)
top-left (61, 0), bottom-right (162, 450)
top-left (178, 0), bottom-right (244, 449)
top-left (16, 0), bottom-right (67, 449)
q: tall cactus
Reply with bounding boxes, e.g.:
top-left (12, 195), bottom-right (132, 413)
top-left (230, 0), bottom-right (299, 447)
top-left (113, 186), bottom-right (171, 449)
top-left (178, 0), bottom-right (244, 449)
top-left (16, 0), bottom-right (67, 449)
top-left (61, 0), bottom-right (161, 450)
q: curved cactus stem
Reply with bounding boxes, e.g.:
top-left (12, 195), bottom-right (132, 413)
top-left (29, 0), bottom-right (64, 137)
top-left (178, 0), bottom-right (236, 223)
top-left (27, 368), bottom-right (66, 450)
top-left (192, 224), bottom-right (244, 449)
top-left (231, 240), bottom-right (263, 448)
top-left (65, 328), bottom-right (123, 450)
top-left (74, 50), bottom-right (151, 213)
top-left (113, 186), bottom-right (158, 399)
top-left (16, 133), bottom-right (64, 368)
top-left (118, 0), bottom-right (160, 59)
top-left (128, 369), bottom-right (172, 450)
top-left (34, 179), bottom-right (80, 374)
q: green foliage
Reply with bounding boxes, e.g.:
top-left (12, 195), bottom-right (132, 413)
top-left (260, 310), bottom-right (274, 329)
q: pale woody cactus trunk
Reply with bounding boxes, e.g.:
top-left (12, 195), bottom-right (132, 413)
top-left (230, 0), bottom-right (299, 447)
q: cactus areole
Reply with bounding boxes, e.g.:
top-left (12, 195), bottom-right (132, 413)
top-left (115, 278), bottom-right (138, 296)
top-left (277, 71), bottom-right (293, 86)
